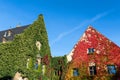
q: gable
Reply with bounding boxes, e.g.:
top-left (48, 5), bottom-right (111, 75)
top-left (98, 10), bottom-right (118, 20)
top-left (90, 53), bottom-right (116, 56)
top-left (67, 26), bottom-right (120, 65)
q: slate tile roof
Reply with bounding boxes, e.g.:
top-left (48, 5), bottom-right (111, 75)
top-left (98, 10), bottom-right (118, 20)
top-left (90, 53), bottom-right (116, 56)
top-left (0, 25), bottom-right (30, 42)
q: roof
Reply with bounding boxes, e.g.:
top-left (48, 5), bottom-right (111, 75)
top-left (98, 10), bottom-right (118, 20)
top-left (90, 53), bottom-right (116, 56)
top-left (0, 25), bottom-right (30, 42)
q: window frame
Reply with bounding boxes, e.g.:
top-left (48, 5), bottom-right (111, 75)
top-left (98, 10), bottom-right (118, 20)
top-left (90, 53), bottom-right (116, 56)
top-left (89, 66), bottom-right (96, 76)
top-left (87, 48), bottom-right (94, 54)
top-left (72, 68), bottom-right (79, 76)
top-left (107, 65), bottom-right (116, 75)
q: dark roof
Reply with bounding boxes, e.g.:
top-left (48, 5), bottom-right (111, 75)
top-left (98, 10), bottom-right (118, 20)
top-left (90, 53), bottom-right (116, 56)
top-left (0, 25), bottom-right (30, 42)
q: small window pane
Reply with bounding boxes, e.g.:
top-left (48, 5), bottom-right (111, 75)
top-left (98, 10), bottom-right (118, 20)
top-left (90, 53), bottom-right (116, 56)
top-left (73, 68), bottom-right (79, 76)
top-left (89, 66), bottom-right (96, 75)
top-left (92, 48), bottom-right (94, 52)
top-left (88, 48), bottom-right (94, 54)
top-left (90, 71), bottom-right (93, 75)
top-left (90, 66), bottom-right (92, 70)
top-left (107, 65), bottom-right (116, 74)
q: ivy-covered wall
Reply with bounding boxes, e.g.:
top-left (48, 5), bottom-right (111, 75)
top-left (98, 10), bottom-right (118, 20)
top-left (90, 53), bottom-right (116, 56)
top-left (1, 15), bottom-right (120, 80)
top-left (0, 14), bottom-right (51, 79)
top-left (65, 26), bottom-right (120, 80)
top-left (51, 55), bottom-right (67, 80)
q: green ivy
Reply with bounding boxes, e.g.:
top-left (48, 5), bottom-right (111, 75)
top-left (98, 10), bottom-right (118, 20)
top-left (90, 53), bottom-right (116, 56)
top-left (0, 14), bottom-right (51, 79)
top-left (51, 55), bottom-right (67, 80)
top-left (28, 58), bottom-right (34, 69)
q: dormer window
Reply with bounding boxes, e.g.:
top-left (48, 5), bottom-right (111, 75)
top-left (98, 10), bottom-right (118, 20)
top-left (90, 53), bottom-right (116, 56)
top-left (8, 30), bottom-right (12, 36)
top-left (3, 32), bottom-right (7, 37)
top-left (87, 48), bottom-right (94, 54)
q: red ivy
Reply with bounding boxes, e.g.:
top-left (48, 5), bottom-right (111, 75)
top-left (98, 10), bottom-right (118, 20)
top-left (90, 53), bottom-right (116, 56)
top-left (71, 26), bottom-right (120, 69)
top-left (42, 54), bottom-right (49, 65)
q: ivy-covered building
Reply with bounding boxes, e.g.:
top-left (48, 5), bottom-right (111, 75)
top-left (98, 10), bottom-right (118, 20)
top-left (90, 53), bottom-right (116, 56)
top-left (66, 26), bottom-right (120, 80)
top-left (0, 14), bottom-right (120, 80)
top-left (0, 14), bottom-right (51, 80)
top-left (51, 56), bottom-right (67, 80)
top-left (0, 14), bottom-right (68, 80)
top-left (0, 25), bottom-right (29, 43)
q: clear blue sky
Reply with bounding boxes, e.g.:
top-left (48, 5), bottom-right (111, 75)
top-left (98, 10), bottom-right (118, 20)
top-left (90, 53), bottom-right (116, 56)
top-left (0, 0), bottom-right (120, 56)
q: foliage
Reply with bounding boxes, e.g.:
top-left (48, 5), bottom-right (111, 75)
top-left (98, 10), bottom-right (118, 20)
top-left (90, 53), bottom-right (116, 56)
top-left (37, 64), bottom-right (42, 73)
top-left (28, 58), bottom-right (34, 69)
top-left (42, 54), bottom-right (50, 65)
top-left (51, 55), bottom-right (67, 80)
top-left (0, 14), bottom-right (51, 79)
top-left (65, 26), bottom-right (120, 80)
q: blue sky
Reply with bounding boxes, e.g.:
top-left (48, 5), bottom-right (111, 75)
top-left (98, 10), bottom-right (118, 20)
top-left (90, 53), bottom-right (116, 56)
top-left (0, 0), bottom-right (120, 56)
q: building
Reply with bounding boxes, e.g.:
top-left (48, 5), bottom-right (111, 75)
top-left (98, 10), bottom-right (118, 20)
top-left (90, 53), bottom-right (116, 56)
top-left (1, 15), bottom-right (120, 80)
top-left (0, 25), bottom-right (29, 43)
top-left (66, 26), bottom-right (120, 80)
top-left (0, 15), bottom-right (51, 80)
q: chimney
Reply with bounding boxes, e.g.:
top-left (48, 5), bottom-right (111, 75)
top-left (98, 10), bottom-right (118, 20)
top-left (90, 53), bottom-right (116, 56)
top-left (16, 23), bottom-right (21, 27)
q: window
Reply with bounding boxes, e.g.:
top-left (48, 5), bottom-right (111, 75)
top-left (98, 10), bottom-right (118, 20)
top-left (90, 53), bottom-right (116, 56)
top-left (107, 65), bottom-right (116, 74)
top-left (8, 30), bottom-right (12, 36)
top-left (88, 48), bottom-right (94, 54)
top-left (89, 66), bottom-right (96, 75)
top-left (34, 60), bottom-right (38, 69)
top-left (3, 32), bottom-right (7, 37)
top-left (73, 68), bottom-right (79, 76)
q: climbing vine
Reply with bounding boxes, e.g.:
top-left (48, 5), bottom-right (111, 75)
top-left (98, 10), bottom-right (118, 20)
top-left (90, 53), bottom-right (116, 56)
top-left (65, 26), bottom-right (120, 80)
top-left (51, 55), bottom-right (67, 80)
top-left (0, 14), bottom-right (51, 79)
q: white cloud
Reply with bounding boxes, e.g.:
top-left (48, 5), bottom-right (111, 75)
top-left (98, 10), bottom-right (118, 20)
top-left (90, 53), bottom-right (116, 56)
top-left (50, 10), bottom-right (112, 46)
top-left (50, 20), bottom-right (88, 45)
top-left (89, 11), bottom-right (110, 23)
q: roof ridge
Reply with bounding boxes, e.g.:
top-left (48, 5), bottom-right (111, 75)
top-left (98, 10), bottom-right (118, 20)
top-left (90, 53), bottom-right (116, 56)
top-left (0, 24), bottom-right (30, 32)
